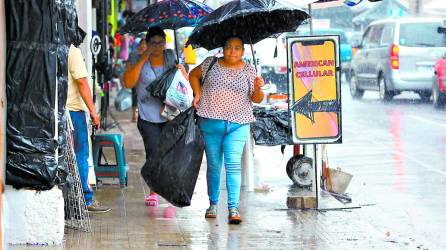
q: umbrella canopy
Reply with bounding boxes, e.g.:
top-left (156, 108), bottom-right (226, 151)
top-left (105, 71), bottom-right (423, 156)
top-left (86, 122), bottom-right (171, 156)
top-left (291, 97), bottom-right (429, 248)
top-left (187, 0), bottom-right (310, 50)
top-left (118, 0), bottom-right (213, 35)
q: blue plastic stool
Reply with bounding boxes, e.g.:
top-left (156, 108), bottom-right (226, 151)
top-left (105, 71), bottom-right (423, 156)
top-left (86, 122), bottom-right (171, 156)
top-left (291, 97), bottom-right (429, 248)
top-left (93, 133), bottom-right (128, 187)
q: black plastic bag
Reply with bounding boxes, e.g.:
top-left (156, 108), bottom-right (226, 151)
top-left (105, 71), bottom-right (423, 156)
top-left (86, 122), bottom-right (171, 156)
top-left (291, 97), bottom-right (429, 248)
top-left (146, 66), bottom-right (177, 101)
top-left (146, 49), bottom-right (178, 101)
top-left (251, 107), bottom-right (292, 146)
top-left (141, 108), bottom-right (204, 207)
top-left (5, 0), bottom-right (77, 190)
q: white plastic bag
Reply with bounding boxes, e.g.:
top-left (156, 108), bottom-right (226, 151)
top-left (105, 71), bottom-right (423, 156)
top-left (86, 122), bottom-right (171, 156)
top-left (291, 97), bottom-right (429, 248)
top-left (114, 88), bottom-right (132, 112)
top-left (164, 69), bottom-right (193, 112)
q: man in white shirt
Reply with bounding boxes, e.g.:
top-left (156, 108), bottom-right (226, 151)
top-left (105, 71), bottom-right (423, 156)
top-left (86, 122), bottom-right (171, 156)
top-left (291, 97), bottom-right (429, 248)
top-left (67, 29), bottom-right (110, 213)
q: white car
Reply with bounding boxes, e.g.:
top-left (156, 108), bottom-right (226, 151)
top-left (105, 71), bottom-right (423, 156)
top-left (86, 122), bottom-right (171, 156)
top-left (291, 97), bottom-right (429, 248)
top-left (350, 17), bottom-right (446, 101)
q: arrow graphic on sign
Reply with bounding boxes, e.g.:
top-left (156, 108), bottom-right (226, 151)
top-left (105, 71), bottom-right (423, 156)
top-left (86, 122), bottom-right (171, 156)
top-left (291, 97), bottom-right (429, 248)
top-left (291, 90), bottom-right (340, 123)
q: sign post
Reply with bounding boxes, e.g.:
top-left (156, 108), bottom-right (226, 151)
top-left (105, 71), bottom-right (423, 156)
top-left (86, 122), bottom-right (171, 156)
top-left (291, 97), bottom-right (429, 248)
top-left (287, 35), bottom-right (342, 208)
top-left (90, 35), bottom-right (101, 140)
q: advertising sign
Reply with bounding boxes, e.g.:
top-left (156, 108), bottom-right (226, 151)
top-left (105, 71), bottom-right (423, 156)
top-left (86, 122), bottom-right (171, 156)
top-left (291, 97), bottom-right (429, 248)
top-left (287, 36), bottom-right (342, 144)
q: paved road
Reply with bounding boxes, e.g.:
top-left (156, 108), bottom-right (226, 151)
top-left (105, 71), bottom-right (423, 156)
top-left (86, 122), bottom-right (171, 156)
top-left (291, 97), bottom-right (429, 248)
top-left (246, 84), bottom-right (446, 249)
top-left (325, 85), bottom-right (446, 249)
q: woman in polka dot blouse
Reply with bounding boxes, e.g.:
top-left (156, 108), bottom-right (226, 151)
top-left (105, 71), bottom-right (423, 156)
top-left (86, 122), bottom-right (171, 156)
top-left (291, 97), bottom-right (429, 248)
top-left (189, 36), bottom-right (265, 224)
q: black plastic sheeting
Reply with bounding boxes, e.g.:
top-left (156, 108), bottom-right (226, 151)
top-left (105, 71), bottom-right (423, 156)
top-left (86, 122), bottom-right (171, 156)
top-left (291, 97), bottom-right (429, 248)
top-left (141, 108), bottom-right (204, 207)
top-left (251, 107), bottom-right (292, 146)
top-left (5, 0), bottom-right (79, 190)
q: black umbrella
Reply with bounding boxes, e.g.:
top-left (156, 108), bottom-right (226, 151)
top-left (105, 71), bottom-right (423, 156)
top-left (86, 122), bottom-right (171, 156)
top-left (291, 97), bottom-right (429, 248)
top-left (118, 0), bottom-right (213, 61)
top-left (186, 0), bottom-right (310, 51)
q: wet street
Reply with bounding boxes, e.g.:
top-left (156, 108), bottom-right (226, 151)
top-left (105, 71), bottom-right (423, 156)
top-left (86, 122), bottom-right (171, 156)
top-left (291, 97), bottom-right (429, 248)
top-left (10, 83), bottom-right (446, 250)
top-left (324, 84), bottom-right (446, 249)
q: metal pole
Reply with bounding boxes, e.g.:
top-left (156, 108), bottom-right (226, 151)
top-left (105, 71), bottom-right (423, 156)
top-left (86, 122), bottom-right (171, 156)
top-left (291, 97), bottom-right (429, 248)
top-left (308, 4), bottom-right (313, 35)
top-left (91, 55), bottom-right (97, 139)
top-left (313, 144), bottom-right (320, 209)
top-left (309, 3), bottom-right (319, 208)
top-left (415, 0), bottom-right (421, 16)
top-left (92, 56), bottom-right (97, 104)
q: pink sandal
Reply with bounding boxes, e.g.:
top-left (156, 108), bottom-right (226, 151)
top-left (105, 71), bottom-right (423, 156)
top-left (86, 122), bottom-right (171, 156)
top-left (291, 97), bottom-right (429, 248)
top-left (144, 193), bottom-right (158, 206)
top-left (163, 206), bottom-right (176, 218)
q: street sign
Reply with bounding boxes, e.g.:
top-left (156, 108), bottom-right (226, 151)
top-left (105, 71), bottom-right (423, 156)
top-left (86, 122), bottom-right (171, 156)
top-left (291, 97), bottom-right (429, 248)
top-left (90, 35), bottom-right (102, 56)
top-left (287, 35), bottom-right (342, 144)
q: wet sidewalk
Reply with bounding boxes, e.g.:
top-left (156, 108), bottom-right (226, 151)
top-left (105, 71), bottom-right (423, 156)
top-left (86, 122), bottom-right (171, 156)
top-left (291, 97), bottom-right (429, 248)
top-left (9, 102), bottom-right (440, 250)
top-left (63, 109), bottom-right (345, 250)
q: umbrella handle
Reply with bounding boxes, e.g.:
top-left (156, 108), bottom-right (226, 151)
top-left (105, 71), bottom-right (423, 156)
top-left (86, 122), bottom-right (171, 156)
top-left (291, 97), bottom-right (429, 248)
top-left (249, 36), bottom-right (258, 73)
top-left (249, 35), bottom-right (273, 91)
top-left (174, 29), bottom-right (180, 63)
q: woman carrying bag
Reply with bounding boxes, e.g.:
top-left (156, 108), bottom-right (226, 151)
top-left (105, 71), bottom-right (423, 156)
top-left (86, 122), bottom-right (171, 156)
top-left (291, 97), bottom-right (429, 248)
top-left (123, 26), bottom-right (187, 206)
top-left (189, 36), bottom-right (265, 224)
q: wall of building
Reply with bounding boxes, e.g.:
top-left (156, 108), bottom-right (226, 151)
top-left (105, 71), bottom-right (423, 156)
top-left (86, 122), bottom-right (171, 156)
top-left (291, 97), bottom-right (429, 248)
top-left (76, 1), bottom-right (93, 84)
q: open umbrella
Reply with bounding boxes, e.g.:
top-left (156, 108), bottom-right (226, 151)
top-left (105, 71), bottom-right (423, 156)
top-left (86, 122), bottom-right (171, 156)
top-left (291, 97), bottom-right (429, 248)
top-left (118, 0), bottom-right (213, 61)
top-left (187, 0), bottom-right (309, 51)
top-left (186, 0), bottom-right (309, 71)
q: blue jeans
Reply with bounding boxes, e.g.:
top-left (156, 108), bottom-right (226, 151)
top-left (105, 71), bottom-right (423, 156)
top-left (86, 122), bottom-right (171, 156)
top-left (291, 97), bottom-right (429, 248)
top-left (199, 118), bottom-right (249, 209)
top-left (70, 111), bottom-right (94, 206)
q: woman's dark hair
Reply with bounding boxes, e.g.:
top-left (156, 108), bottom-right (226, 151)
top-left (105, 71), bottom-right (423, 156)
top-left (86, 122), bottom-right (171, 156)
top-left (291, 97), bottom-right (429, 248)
top-left (223, 35), bottom-right (244, 48)
top-left (145, 26), bottom-right (166, 43)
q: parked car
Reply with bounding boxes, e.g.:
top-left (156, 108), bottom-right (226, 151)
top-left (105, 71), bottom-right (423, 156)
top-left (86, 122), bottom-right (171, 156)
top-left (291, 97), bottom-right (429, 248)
top-left (350, 18), bottom-right (446, 101)
top-left (297, 28), bottom-right (353, 81)
top-left (346, 31), bottom-right (363, 56)
top-left (432, 54), bottom-right (446, 108)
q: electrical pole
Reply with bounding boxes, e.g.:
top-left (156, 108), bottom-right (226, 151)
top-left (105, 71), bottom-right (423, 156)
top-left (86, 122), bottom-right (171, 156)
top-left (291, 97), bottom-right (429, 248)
top-left (415, 0), bottom-right (421, 16)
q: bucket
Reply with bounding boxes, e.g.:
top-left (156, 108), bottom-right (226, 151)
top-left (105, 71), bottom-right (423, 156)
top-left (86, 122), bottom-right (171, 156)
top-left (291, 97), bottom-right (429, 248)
top-left (328, 168), bottom-right (353, 194)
